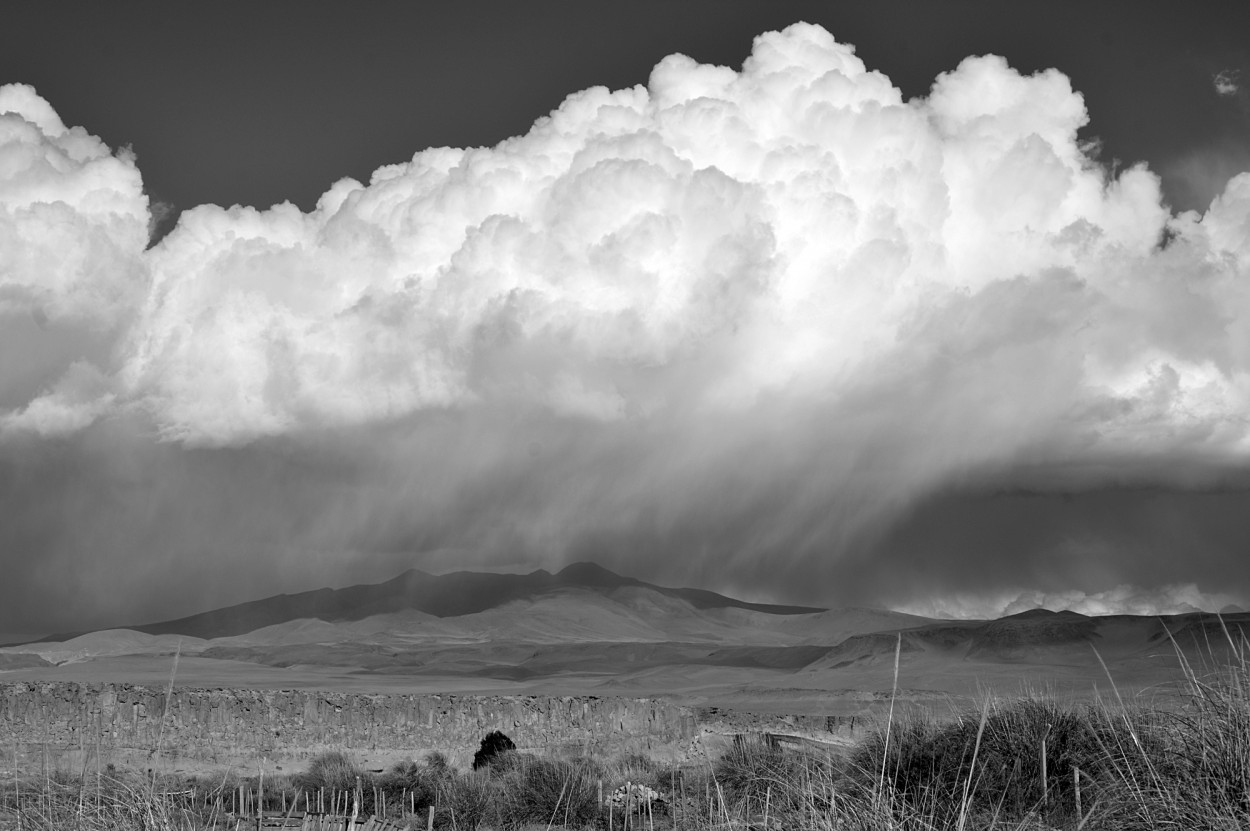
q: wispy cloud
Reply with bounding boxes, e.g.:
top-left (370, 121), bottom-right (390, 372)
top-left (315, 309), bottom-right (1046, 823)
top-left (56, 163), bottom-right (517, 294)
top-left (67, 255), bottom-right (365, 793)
top-left (1214, 69), bottom-right (1241, 96)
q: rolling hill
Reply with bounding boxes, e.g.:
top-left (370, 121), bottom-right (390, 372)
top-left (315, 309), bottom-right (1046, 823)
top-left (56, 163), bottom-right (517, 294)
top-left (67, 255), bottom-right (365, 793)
top-left (40, 562), bottom-right (824, 642)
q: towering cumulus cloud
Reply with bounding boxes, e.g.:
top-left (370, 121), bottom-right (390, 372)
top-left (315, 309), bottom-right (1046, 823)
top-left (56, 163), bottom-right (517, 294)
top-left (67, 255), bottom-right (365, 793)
top-left (0, 84), bottom-right (149, 435)
top-left (2, 24), bottom-right (1249, 627)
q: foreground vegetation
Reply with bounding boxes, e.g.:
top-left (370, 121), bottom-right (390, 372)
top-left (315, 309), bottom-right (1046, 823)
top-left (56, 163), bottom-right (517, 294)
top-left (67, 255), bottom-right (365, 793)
top-left (4, 644), bottom-right (1250, 829)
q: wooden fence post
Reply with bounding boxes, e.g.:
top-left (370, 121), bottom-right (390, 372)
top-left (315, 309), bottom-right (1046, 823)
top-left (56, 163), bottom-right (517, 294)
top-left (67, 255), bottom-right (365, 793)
top-left (1040, 736), bottom-right (1048, 813)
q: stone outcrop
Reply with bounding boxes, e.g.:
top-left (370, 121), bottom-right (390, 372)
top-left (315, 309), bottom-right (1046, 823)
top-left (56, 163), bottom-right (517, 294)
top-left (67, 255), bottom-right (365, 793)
top-left (694, 706), bottom-right (865, 742)
top-left (0, 683), bottom-right (875, 775)
top-left (0, 682), bottom-right (697, 772)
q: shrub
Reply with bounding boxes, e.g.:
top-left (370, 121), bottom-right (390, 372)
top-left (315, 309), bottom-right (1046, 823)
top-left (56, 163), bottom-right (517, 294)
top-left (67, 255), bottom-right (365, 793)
top-left (297, 750), bottom-right (364, 793)
top-left (471, 730), bottom-right (516, 771)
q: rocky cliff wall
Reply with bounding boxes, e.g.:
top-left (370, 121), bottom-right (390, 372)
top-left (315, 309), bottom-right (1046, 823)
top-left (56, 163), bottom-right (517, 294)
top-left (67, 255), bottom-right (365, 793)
top-left (0, 683), bottom-right (698, 773)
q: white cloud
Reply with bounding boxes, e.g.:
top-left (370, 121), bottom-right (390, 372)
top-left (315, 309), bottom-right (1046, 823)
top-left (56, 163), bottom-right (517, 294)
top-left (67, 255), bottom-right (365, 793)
top-left (895, 583), bottom-right (1246, 619)
top-left (0, 84), bottom-right (148, 436)
top-left (1214, 69), bottom-right (1240, 97)
top-left (0, 361), bottom-right (115, 437)
top-left (3, 26), bottom-right (1250, 613)
top-left (105, 26), bottom-right (1241, 459)
top-left (0, 84), bottom-right (149, 325)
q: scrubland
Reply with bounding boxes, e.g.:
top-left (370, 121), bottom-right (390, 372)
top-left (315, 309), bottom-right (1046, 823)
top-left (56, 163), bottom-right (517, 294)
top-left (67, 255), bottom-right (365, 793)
top-left (4, 641), bottom-right (1250, 830)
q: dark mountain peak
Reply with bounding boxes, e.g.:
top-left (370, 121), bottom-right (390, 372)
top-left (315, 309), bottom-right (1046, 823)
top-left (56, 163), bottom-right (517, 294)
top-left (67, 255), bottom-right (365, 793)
top-left (555, 562), bottom-right (633, 587)
top-left (392, 567), bottom-right (435, 580)
top-left (1001, 607), bottom-right (1089, 621)
top-left (371, 569), bottom-right (429, 590)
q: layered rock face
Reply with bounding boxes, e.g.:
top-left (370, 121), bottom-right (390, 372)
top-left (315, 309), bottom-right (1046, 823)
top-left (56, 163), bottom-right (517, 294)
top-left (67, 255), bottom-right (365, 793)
top-left (0, 683), bottom-right (698, 772)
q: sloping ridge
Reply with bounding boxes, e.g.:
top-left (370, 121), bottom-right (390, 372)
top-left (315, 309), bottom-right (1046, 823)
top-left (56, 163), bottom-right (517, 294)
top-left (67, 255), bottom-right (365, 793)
top-left (1149, 612), bottom-right (1250, 652)
top-left (95, 562), bottom-right (824, 640)
top-left (800, 609), bottom-right (1250, 671)
top-left (965, 614), bottom-right (1099, 659)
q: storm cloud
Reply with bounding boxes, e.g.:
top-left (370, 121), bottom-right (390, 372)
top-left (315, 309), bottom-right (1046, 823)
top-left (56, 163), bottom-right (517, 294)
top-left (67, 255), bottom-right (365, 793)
top-left (2, 24), bottom-right (1250, 632)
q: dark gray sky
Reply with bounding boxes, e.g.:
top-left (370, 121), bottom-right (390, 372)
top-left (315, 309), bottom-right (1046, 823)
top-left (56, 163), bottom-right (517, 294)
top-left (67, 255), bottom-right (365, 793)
top-left (5, 2), bottom-right (1248, 216)
top-left (2, 1), bottom-right (1250, 638)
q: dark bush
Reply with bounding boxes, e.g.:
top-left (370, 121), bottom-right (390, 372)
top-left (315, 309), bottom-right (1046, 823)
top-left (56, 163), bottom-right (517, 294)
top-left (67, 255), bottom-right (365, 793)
top-left (472, 730), bottom-right (516, 771)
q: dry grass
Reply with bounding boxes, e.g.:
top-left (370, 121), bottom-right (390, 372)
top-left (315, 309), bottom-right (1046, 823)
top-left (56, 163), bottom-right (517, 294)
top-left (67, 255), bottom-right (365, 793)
top-left (5, 631), bottom-right (1250, 829)
top-left (1, 767), bottom-right (210, 831)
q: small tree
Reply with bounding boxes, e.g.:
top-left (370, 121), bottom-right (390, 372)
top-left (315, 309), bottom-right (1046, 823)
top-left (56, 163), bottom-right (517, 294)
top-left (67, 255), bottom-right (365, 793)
top-left (472, 730), bottom-right (516, 770)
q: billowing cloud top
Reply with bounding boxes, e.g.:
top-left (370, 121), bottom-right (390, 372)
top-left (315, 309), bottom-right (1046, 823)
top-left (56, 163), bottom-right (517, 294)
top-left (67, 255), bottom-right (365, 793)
top-left (2, 24), bottom-right (1249, 626)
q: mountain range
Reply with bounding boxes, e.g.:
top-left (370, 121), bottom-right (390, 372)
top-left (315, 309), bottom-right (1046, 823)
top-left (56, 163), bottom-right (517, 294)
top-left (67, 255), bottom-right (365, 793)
top-left (3, 563), bottom-right (1246, 712)
top-left (61, 561), bottom-right (823, 642)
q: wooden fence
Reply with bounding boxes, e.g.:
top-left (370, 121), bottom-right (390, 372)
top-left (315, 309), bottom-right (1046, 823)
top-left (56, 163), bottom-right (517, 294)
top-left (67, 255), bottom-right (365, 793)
top-left (221, 782), bottom-right (432, 830)
top-left (235, 810), bottom-right (415, 829)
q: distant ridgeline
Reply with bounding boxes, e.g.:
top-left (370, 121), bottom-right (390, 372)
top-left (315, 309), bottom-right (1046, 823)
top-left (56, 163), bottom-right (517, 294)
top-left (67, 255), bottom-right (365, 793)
top-left (100, 561), bottom-right (823, 641)
top-left (0, 683), bottom-right (703, 770)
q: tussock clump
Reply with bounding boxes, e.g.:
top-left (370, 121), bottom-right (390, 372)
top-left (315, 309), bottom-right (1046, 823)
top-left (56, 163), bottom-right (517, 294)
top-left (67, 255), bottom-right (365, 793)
top-left (1086, 661), bottom-right (1250, 830)
top-left (376, 759), bottom-right (436, 814)
top-left (838, 648), bottom-right (1250, 830)
top-left (715, 739), bottom-right (811, 814)
top-left (297, 750), bottom-right (363, 792)
top-left (423, 750), bottom-right (453, 779)
top-left (614, 752), bottom-right (657, 776)
top-left (433, 771), bottom-right (502, 830)
top-left (851, 699), bottom-right (1113, 824)
top-left (496, 756), bottom-right (601, 827)
top-left (715, 739), bottom-right (794, 789)
top-left (600, 751), bottom-right (667, 796)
